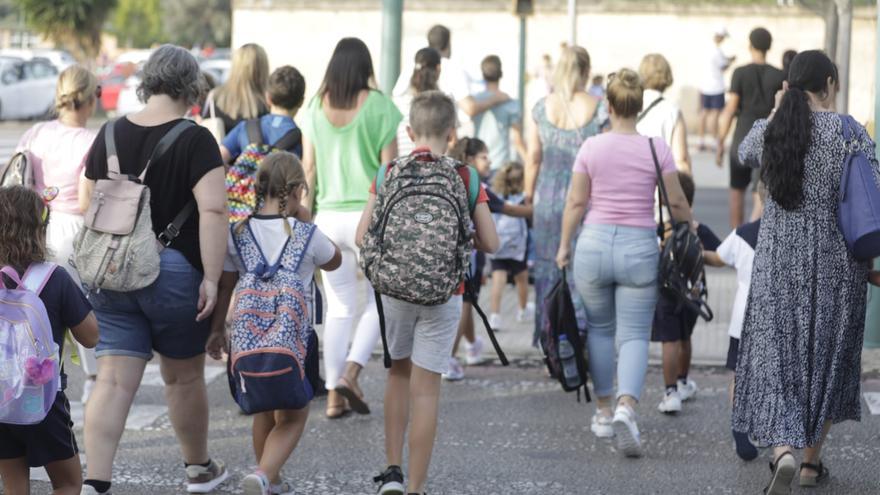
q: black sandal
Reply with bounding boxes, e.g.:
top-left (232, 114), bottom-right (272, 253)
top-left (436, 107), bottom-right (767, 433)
top-left (799, 462), bottom-right (830, 487)
top-left (764, 451), bottom-right (796, 495)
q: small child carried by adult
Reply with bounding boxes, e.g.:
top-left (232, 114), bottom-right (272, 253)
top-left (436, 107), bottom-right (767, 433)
top-left (0, 186), bottom-right (98, 495)
top-left (209, 152), bottom-right (341, 495)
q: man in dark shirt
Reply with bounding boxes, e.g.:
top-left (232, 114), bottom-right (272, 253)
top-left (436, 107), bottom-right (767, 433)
top-left (716, 27), bottom-right (784, 228)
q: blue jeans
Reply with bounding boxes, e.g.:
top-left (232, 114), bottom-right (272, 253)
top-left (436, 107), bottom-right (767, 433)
top-left (572, 224), bottom-right (659, 401)
top-left (91, 248), bottom-right (210, 360)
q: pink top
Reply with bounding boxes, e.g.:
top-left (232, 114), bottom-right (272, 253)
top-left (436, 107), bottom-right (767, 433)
top-left (573, 132), bottom-right (676, 229)
top-left (16, 120), bottom-right (97, 215)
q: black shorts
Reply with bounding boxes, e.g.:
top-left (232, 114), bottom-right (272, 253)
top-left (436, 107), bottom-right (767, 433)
top-left (463, 252), bottom-right (486, 304)
top-left (490, 258), bottom-right (528, 277)
top-left (726, 337), bottom-right (740, 371)
top-left (701, 93), bottom-right (725, 110)
top-left (0, 392), bottom-right (78, 467)
top-left (651, 294), bottom-right (698, 342)
top-left (729, 153), bottom-right (760, 190)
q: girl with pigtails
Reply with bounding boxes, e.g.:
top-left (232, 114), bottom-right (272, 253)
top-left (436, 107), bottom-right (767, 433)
top-left (209, 152), bottom-right (341, 494)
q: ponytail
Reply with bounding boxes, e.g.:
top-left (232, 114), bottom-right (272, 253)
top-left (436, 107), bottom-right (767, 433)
top-left (450, 136), bottom-right (487, 164)
top-left (761, 87), bottom-right (812, 211)
top-left (409, 47), bottom-right (441, 94)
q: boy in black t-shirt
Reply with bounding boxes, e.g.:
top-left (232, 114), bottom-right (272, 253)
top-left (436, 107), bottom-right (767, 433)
top-left (652, 173), bottom-right (720, 415)
top-left (716, 27), bottom-right (784, 228)
top-left (0, 187), bottom-right (98, 494)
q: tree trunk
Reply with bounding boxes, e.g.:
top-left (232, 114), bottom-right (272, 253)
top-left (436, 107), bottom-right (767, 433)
top-left (835, 0), bottom-right (852, 112)
top-left (824, 0), bottom-right (839, 59)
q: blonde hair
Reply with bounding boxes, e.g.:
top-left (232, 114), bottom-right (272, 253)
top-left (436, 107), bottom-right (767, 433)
top-left (55, 65), bottom-right (97, 113)
top-left (552, 46), bottom-right (590, 102)
top-left (639, 54), bottom-right (674, 93)
top-left (237, 152), bottom-right (307, 236)
top-left (492, 161), bottom-right (525, 197)
top-left (606, 68), bottom-right (643, 119)
top-left (215, 43), bottom-right (270, 120)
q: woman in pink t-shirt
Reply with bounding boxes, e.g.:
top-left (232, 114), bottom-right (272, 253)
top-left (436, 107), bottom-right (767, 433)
top-left (15, 65), bottom-right (99, 399)
top-left (556, 69), bottom-right (693, 458)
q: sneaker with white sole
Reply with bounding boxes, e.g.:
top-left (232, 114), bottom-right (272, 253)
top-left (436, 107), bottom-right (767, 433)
top-left (677, 378), bottom-right (698, 401)
top-left (516, 303), bottom-right (535, 322)
top-left (242, 471), bottom-right (270, 495)
top-left (270, 480), bottom-right (292, 495)
top-left (489, 313), bottom-right (503, 331)
top-left (186, 459), bottom-right (229, 493)
top-left (465, 336), bottom-right (486, 365)
top-left (441, 357), bottom-right (465, 381)
top-left (373, 465), bottom-right (405, 495)
top-left (80, 486), bottom-right (109, 495)
top-left (590, 412), bottom-right (614, 438)
top-left (657, 390), bottom-right (682, 414)
top-left (612, 404), bottom-right (643, 458)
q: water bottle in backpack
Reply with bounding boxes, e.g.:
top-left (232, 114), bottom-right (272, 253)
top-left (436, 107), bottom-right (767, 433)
top-left (557, 334), bottom-right (579, 389)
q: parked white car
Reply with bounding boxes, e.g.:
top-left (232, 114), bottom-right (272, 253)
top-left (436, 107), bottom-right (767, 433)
top-left (0, 57), bottom-right (58, 120)
top-left (0, 49), bottom-right (75, 72)
top-left (200, 58), bottom-right (231, 85)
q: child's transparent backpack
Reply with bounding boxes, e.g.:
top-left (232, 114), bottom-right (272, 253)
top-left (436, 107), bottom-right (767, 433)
top-left (0, 263), bottom-right (60, 425)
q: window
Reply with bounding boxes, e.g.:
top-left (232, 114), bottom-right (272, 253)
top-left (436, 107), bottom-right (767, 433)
top-left (24, 60), bottom-right (58, 80)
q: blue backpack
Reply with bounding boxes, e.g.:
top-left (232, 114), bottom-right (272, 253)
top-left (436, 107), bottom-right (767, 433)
top-left (228, 220), bottom-right (316, 414)
top-left (838, 114), bottom-right (880, 261)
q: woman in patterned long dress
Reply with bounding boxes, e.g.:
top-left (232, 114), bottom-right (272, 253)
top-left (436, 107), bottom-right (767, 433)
top-left (732, 51), bottom-right (877, 494)
top-left (525, 45), bottom-right (605, 346)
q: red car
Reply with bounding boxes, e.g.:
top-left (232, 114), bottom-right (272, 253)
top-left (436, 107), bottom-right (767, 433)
top-left (99, 62), bottom-right (136, 113)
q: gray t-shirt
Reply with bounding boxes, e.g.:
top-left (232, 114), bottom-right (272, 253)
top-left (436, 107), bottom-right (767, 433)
top-left (472, 91), bottom-right (521, 170)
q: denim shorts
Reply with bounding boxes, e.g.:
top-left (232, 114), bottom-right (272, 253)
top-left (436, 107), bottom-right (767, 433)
top-left (90, 248), bottom-right (210, 360)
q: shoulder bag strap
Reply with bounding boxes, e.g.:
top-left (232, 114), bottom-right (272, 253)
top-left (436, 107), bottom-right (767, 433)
top-left (637, 96), bottom-right (664, 123)
top-left (465, 165), bottom-right (480, 214)
top-left (206, 91), bottom-right (217, 119)
top-left (273, 127), bottom-right (302, 152)
top-left (104, 119), bottom-right (121, 176)
top-left (245, 119), bottom-right (263, 146)
top-left (374, 162), bottom-right (390, 194)
top-left (650, 138), bottom-right (676, 225)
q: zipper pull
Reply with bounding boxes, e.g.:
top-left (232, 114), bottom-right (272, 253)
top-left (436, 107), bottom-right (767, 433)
top-left (240, 374), bottom-right (247, 393)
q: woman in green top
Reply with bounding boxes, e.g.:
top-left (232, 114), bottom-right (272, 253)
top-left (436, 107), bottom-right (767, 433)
top-left (301, 38), bottom-right (402, 419)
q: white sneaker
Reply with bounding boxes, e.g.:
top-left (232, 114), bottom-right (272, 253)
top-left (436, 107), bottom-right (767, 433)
top-left (465, 336), bottom-right (487, 365)
top-left (677, 378), bottom-right (698, 401)
top-left (516, 303), bottom-right (535, 322)
top-left (442, 357), bottom-right (465, 381)
top-left (657, 390), bottom-right (682, 414)
top-left (270, 480), bottom-right (292, 495)
top-left (185, 459), bottom-right (229, 493)
top-left (489, 313), bottom-right (503, 331)
top-left (590, 412), bottom-right (614, 438)
top-left (80, 486), bottom-right (109, 495)
top-left (612, 404), bottom-right (643, 458)
top-left (242, 471), bottom-right (270, 495)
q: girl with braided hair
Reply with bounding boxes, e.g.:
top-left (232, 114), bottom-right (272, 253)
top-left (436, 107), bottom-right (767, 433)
top-left (210, 151), bottom-right (341, 495)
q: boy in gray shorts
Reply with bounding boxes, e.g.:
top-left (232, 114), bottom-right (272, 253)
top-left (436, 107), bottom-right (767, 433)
top-left (356, 91), bottom-right (499, 495)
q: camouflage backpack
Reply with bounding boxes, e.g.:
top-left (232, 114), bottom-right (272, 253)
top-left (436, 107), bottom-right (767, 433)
top-left (360, 151), bottom-right (479, 307)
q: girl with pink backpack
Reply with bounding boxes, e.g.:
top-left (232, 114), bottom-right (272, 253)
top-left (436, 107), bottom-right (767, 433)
top-left (0, 186), bottom-right (98, 495)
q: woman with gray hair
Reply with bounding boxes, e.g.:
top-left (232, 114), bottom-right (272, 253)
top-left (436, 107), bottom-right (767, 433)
top-left (79, 45), bottom-right (229, 495)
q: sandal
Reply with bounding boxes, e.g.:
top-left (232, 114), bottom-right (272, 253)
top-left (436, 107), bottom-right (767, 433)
top-left (336, 376), bottom-right (370, 415)
top-left (799, 462), bottom-right (830, 487)
top-left (325, 403), bottom-right (350, 419)
top-left (764, 451), bottom-right (796, 495)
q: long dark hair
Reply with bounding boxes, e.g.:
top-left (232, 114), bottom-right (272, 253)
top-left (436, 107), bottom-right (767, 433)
top-left (761, 50), bottom-right (837, 210)
top-left (320, 38), bottom-right (375, 109)
top-left (410, 47), bottom-right (441, 93)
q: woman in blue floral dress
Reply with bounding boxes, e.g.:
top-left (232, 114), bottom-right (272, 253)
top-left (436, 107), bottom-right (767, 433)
top-left (525, 45), bottom-right (605, 346)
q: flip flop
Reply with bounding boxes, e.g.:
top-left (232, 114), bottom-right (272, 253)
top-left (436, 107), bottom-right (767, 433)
top-left (336, 376), bottom-right (370, 415)
top-left (764, 451), bottom-right (796, 495)
top-left (799, 462), bottom-right (830, 487)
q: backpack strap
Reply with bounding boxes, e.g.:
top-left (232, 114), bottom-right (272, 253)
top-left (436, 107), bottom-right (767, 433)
top-left (464, 274), bottom-right (509, 366)
top-left (374, 162), bottom-right (390, 194)
top-left (104, 119), bottom-right (121, 176)
top-left (139, 120), bottom-right (196, 182)
top-left (245, 119), bottom-right (263, 146)
top-left (375, 289), bottom-right (393, 368)
top-left (637, 96), bottom-right (664, 123)
top-left (20, 262), bottom-right (57, 295)
top-left (282, 221), bottom-right (317, 273)
top-left (272, 127), bottom-right (302, 152)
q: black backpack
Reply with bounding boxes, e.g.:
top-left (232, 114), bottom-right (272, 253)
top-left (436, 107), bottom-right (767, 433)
top-left (541, 270), bottom-right (590, 401)
top-left (650, 139), bottom-right (713, 321)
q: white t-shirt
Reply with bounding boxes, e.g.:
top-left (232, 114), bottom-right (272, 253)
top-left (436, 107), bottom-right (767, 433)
top-left (636, 89), bottom-right (680, 146)
top-left (393, 91), bottom-right (415, 158)
top-left (715, 220), bottom-right (760, 339)
top-left (701, 44), bottom-right (729, 96)
top-left (224, 216), bottom-right (336, 305)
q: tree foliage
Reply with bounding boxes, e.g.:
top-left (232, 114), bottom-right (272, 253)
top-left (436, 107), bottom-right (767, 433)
top-left (14, 0), bottom-right (116, 61)
top-left (161, 0), bottom-right (231, 48)
top-left (112, 0), bottom-right (162, 48)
